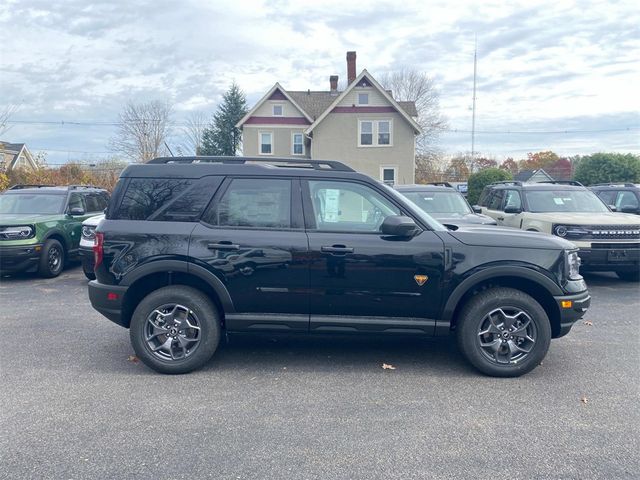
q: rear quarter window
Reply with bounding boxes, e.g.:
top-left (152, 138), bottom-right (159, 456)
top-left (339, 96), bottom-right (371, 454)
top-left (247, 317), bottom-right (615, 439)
top-left (113, 176), bottom-right (222, 221)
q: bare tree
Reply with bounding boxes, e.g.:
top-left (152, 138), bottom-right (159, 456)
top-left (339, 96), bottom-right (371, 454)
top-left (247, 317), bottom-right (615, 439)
top-left (181, 111), bottom-right (208, 155)
top-left (379, 68), bottom-right (447, 155)
top-left (110, 101), bottom-right (173, 163)
top-left (0, 104), bottom-right (19, 137)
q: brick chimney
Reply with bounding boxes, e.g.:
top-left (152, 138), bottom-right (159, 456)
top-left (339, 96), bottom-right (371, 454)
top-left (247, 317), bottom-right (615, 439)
top-left (330, 75), bottom-right (338, 92)
top-left (346, 51), bottom-right (357, 85)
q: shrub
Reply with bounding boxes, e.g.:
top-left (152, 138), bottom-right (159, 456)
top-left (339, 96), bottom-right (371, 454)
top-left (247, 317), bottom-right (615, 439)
top-left (573, 153), bottom-right (640, 185)
top-left (467, 168), bottom-right (512, 205)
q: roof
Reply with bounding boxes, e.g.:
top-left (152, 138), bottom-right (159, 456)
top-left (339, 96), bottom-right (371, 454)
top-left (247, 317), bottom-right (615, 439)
top-left (0, 142), bottom-right (25, 152)
top-left (0, 141), bottom-right (38, 172)
top-left (286, 91), bottom-right (336, 120)
top-left (514, 168), bottom-right (554, 182)
top-left (235, 83), bottom-right (313, 128)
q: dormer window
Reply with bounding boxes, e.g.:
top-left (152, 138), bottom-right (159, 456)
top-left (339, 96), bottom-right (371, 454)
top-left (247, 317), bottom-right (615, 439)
top-left (358, 93), bottom-right (369, 105)
top-left (272, 104), bottom-right (283, 116)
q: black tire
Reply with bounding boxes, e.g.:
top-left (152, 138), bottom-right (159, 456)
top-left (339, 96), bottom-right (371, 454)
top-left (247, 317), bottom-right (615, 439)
top-left (456, 287), bottom-right (551, 377)
top-left (38, 239), bottom-right (65, 278)
top-left (130, 286), bottom-right (221, 374)
top-left (616, 270), bottom-right (640, 282)
top-left (83, 268), bottom-right (96, 280)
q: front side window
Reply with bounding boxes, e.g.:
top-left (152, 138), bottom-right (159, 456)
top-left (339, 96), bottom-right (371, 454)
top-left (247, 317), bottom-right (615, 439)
top-left (67, 193), bottom-right (84, 212)
top-left (260, 132), bottom-right (273, 155)
top-left (487, 190), bottom-right (505, 210)
top-left (616, 191), bottom-right (639, 210)
top-left (84, 193), bottom-right (107, 213)
top-left (402, 191), bottom-right (472, 215)
top-left (208, 178), bottom-right (291, 229)
top-left (292, 133), bottom-right (304, 155)
top-left (308, 180), bottom-right (400, 232)
top-left (272, 104), bottom-right (283, 116)
top-left (503, 190), bottom-right (522, 210)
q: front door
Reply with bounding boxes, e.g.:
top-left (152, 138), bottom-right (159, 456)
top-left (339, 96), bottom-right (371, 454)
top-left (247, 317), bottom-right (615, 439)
top-left (303, 179), bottom-right (444, 334)
top-left (190, 177), bottom-right (309, 331)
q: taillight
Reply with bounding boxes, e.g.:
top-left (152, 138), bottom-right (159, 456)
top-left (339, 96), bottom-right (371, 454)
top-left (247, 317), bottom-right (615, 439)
top-left (93, 232), bottom-right (104, 268)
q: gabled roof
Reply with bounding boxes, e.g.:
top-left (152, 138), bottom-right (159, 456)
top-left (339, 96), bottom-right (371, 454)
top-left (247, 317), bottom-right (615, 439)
top-left (235, 83), bottom-right (313, 128)
top-left (0, 141), bottom-right (37, 172)
top-left (286, 91), bottom-right (336, 120)
top-left (514, 168), bottom-right (554, 182)
top-left (303, 69), bottom-right (423, 135)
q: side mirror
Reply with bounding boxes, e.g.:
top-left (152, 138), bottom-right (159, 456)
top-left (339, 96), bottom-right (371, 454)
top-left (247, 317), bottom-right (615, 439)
top-left (621, 205), bottom-right (639, 214)
top-left (504, 206), bottom-right (522, 214)
top-left (68, 207), bottom-right (85, 216)
top-left (380, 215), bottom-right (419, 237)
top-left (472, 205), bottom-right (482, 214)
top-left (608, 205), bottom-right (617, 212)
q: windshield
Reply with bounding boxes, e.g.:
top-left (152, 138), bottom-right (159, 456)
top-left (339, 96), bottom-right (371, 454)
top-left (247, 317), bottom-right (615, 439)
top-left (525, 190), bottom-right (610, 213)
top-left (400, 190), bottom-right (472, 216)
top-left (0, 193), bottom-right (66, 214)
top-left (379, 184), bottom-right (447, 231)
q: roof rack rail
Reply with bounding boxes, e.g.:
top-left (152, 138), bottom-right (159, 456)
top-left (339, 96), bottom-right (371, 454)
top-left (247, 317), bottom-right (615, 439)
top-left (538, 180), bottom-right (584, 187)
top-left (67, 184), bottom-right (101, 190)
top-left (591, 182), bottom-right (637, 187)
top-left (489, 181), bottom-right (523, 186)
top-left (427, 181), bottom-right (453, 188)
top-left (146, 156), bottom-right (355, 172)
top-left (9, 184), bottom-right (55, 190)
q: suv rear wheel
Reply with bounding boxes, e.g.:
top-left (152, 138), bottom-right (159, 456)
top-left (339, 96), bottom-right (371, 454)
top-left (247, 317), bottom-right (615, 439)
top-left (130, 286), bottom-right (221, 374)
top-left (456, 287), bottom-right (551, 377)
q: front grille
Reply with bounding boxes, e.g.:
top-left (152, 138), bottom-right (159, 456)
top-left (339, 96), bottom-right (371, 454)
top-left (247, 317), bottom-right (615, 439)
top-left (586, 225), bottom-right (640, 240)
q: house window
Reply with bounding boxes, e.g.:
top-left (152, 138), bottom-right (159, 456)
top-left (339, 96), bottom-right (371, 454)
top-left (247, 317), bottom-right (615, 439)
top-left (359, 120), bottom-right (392, 147)
top-left (360, 121), bottom-right (373, 145)
top-left (292, 133), bottom-right (304, 155)
top-left (358, 93), bottom-right (369, 105)
top-left (272, 104), bottom-right (283, 116)
top-left (260, 132), bottom-right (273, 155)
top-left (381, 166), bottom-right (397, 185)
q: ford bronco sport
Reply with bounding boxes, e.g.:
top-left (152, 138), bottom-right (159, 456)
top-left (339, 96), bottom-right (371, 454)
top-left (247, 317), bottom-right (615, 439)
top-left (88, 157), bottom-right (590, 377)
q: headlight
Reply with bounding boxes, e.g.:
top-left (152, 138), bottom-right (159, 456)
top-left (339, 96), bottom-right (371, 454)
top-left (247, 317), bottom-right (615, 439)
top-left (82, 225), bottom-right (96, 240)
top-left (0, 225), bottom-right (35, 240)
top-left (565, 250), bottom-right (582, 280)
top-left (553, 224), bottom-right (589, 239)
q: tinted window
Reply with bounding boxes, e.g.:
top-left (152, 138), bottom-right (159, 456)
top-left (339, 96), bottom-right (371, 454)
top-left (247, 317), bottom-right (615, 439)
top-left (84, 193), bottom-right (106, 213)
top-left (67, 193), bottom-right (84, 212)
top-left (478, 188), bottom-right (492, 206)
top-left (616, 191), bottom-right (639, 210)
top-left (206, 178), bottom-right (291, 229)
top-left (308, 180), bottom-right (400, 232)
top-left (114, 177), bottom-right (221, 221)
top-left (596, 190), bottom-right (616, 205)
top-left (487, 190), bottom-right (505, 210)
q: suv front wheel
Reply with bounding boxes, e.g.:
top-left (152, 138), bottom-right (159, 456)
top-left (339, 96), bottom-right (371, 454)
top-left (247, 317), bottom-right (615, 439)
top-left (130, 286), bottom-right (221, 374)
top-left (456, 287), bottom-right (551, 377)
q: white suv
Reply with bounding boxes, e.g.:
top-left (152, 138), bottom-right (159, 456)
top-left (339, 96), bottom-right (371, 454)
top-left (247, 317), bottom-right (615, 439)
top-left (476, 181), bottom-right (640, 281)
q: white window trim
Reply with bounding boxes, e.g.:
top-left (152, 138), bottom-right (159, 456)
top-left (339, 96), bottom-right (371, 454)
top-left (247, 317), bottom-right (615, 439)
top-left (259, 131), bottom-right (273, 156)
top-left (272, 104), bottom-right (284, 116)
top-left (380, 165), bottom-right (398, 185)
top-left (357, 92), bottom-right (369, 105)
top-left (291, 132), bottom-right (305, 156)
top-left (358, 119), bottom-right (393, 147)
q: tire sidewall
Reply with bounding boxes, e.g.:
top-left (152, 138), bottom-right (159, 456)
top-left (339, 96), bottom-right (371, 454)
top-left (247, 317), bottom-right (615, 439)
top-left (39, 239), bottom-right (65, 278)
top-left (458, 289), bottom-right (551, 377)
top-left (130, 286), bottom-right (221, 374)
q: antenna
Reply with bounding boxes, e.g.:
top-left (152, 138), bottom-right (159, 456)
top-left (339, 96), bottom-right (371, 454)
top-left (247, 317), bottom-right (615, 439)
top-left (471, 35), bottom-right (477, 163)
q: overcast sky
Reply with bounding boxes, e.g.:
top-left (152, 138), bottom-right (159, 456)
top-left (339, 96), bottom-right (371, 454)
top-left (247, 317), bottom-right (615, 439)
top-left (1, 0), bottom-right (638, 165)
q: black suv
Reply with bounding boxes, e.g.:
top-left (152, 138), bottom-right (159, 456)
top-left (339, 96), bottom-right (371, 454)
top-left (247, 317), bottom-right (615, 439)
top-left (589, 183), bottom-right (640, 215)
top-left (88, 157), bottom-right (590, 377)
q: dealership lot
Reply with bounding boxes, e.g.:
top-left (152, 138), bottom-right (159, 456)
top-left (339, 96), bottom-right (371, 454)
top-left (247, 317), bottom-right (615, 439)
top-left (1, 266), bottom-right (638, 479)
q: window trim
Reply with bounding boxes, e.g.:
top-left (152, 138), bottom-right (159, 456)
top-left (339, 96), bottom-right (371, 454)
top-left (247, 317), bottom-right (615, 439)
top-left (272, 104), bottom-right (283, 116)
top-left (291, 132), bottom-right (305, 156)
top-left (259, 131), bottom-right (273, 156)
top-left (380, 165), bottom-right (398, 185)
top-left (358, 119), bottom-right (393, 148)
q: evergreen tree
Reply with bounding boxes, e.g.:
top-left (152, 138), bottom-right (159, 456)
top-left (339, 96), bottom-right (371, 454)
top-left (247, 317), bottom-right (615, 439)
top-left (201, 83), bottom-right (248, 156)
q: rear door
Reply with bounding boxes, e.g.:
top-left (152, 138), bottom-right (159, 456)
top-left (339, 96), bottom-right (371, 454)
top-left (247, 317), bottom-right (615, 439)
top-left (189, 177), bottom-right (310, 332)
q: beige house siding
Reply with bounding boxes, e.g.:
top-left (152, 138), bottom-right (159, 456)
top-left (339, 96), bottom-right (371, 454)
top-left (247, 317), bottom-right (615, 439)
top-left (310, 111), bottom-right (415, 184)
top-left (338, 87), bottom-right (388, 107)
top-left (242, 126), bottom-right (310, 158)
top-left (252, 99), bottom-right (306, 118)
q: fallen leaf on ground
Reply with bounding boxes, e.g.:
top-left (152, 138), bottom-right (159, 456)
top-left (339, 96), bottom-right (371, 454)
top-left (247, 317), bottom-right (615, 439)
top-left (382, 363), bottom-right (396, 370)
top-left (127, 355), bottom-right (139, 363)
top-left (583, 321), bottom-right (593, 326)
top-left (581, 396), bottom-right (588, 404)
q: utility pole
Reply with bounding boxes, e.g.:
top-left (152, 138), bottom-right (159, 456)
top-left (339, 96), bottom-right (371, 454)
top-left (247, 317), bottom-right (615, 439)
top-left (471, 35), bottom-right (477, 164)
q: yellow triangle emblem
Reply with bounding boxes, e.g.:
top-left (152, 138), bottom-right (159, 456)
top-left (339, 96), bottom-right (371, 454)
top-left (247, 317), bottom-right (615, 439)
top-left (414, 275), bottom-right (428, 286)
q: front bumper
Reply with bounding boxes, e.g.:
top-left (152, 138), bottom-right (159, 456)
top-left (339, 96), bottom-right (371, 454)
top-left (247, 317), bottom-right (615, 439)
top-left (578, 245), bottom-right (640, 272)
top-left (553, 290), bottom-right (591, 337)
top-left (88, 280), bottom-right (128, 328)
top-left (0, 244), bottom-right (43, 273)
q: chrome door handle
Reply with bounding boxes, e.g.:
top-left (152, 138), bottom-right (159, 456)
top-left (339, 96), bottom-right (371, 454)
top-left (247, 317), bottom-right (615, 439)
top-left (207, 242), bottom-right (240, 251)
top-left (321, 246), bottom-right (354, 254)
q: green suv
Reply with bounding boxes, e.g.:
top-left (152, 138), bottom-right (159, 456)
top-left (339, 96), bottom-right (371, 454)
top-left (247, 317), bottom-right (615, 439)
top-left (0, 184), bottom-right (109, 277)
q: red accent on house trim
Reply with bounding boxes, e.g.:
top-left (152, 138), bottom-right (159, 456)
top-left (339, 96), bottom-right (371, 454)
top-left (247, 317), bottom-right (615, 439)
top-left (245, 117), bottom-right (311, 125)
top-left (268, 90), bottom-right (287, 100)
top-left (332, 106), bottom-right (396, 113)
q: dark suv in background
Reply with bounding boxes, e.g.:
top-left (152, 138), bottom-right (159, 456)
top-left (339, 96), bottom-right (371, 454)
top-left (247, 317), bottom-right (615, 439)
top-left (589, 183), bottom-right (640, 215)
top-left (88, 157), bottom-right (590, 377)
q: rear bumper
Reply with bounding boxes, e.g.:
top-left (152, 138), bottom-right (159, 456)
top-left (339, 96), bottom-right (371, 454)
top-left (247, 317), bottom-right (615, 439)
top-left (0, 244), bottom-right (42, 273)
top-left (88, 280), bottom-right (128, 328)
top-left (579, 246), bottom-right (640, 271)
top-left (553, 290), bottom-right (591, 337)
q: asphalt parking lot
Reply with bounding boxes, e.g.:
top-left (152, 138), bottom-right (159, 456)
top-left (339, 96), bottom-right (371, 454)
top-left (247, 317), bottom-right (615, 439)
top-left (1, 266), bottom-right (638, 480)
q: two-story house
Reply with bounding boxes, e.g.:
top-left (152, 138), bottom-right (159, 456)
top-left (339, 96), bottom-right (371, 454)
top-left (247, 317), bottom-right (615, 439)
top-left (236, 51), bottom-right (422, 185)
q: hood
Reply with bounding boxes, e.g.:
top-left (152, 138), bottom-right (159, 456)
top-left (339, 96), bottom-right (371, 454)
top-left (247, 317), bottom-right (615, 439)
top-left (433, 213), bottom-right (497, 226)
top-left (448, 225), bottom-right (576, 250)
top-left (0, 213), bottom-right (62, 225)
top-left (525, 212), bottom-right (640, 225)
top-left (82, 214), bottom-right (105, 227)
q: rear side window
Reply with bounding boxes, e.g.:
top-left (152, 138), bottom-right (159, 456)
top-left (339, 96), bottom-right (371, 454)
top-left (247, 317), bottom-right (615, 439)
top-left (204, 178), bottom-right (291, 229)
top-left (113, 176), bottom-right (221, 221)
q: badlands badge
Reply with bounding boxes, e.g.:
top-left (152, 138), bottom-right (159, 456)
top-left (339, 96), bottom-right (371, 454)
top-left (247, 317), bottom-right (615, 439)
top-left (414, 275), bottom-right (428, 286)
